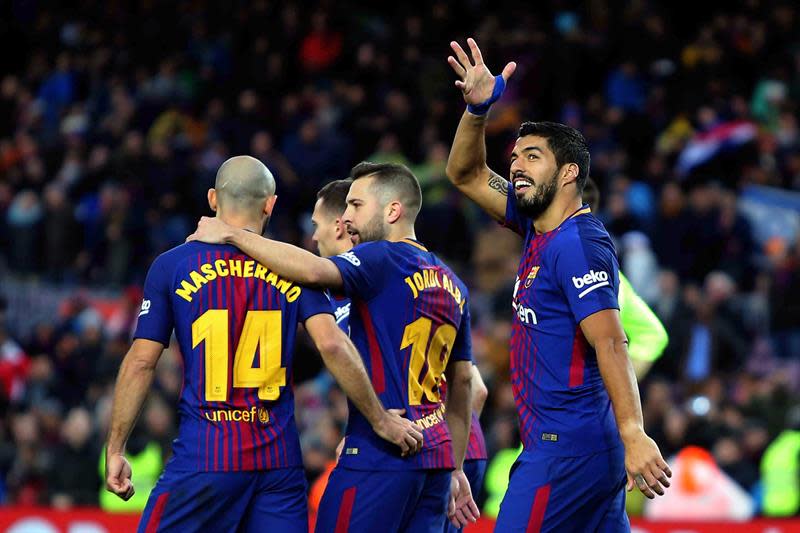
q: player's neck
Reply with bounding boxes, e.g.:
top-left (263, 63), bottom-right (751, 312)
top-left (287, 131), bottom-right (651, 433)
top-left (533, 196), bottom-right (583, 235)
top-left (217, 213), bottom-right (263, 235)
top-left (386, 224), bottom-right (416, 243)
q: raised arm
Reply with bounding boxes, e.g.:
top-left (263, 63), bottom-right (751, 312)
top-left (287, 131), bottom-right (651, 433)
top-left (106, 338), bottom-right (164, 500)
top-left (445, 38), bottom-right (516, 222)
top-left (305, 313), bottom-right (423, 456)
top-left (188, 218), bottom-right (343, 289)
top-left (580, 309), bottom-right (672, 499)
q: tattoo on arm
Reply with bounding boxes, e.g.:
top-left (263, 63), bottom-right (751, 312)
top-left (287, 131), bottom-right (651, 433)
top-left (488, 173), bottom-right (509, 196)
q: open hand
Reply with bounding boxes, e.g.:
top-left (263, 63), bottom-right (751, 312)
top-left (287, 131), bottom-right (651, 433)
top-left (448, 38), bottom-right (516, 105)
top-left (448, 469), bottom-right (480, 528)
top-left (624, 431), bottom-right (672, 499)
top-left (186, 216), bottom-right (234, 244)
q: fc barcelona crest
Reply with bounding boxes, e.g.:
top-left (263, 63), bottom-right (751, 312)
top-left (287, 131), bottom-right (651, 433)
top-left (525, 266), bottom-right (540, 288)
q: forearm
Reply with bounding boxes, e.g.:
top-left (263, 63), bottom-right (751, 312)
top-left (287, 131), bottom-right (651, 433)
top-left (446, 111), bottom-right (490, 184)
top-left (320, 343), bottom-right (385, 428)
top-left (107, 357), bottom-right (156, 455)
top-left (228, 228), bottom-right (340, 288)
top-left (595, 337), bottom-right (645, 440)
top-left (445, 371), bottom-right (472, 470)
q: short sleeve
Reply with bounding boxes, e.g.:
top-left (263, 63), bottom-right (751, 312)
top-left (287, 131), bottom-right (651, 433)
top-left (133, 256), bottom-right (175, 346)
top-left (500, 188), bottom-right (528, 237)
top-left (297, 287), bottom-right (335, 323)
top-left (449, 299), bottom-right (473, 363)
top-left (327, 242), bottom-right (388, 300)
top-left (555, 235), bottom-right (620, 325)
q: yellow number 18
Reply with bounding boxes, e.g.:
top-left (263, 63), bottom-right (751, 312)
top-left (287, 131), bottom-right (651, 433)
top-left (192, 309), bottom-right (286, 402)
top-left (401, 317), bottom-right (457, 405)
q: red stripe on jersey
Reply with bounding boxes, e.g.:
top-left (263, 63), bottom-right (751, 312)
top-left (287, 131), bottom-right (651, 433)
top-left (525, 484), bottom-right (551, 533)
top-left (568, 326), bottom-right (586, 388)
top-left (144, 492), bottom-right (170, 533)
top-left (334, 486), bottom-right (357, 533)
top-left (356, 300), bottom-right (385, 394)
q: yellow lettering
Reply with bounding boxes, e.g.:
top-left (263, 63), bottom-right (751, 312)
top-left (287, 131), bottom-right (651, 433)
top-left (413, 272), bottom-right (425, 291)
top-left (232, 410), bottom-right (242, 421)
top-left (215, 259), bottom-right (229, 277)
top-left (254, 264), bottom-right (267, 281)
top-left (243, 260), bottom-right (255, 278)
top-left (265, 272), bottom-right (279, 286)
top-left (442, 275), bottom-right (452, 293)
top-left (286, 286), bottom-right (301, 302)
top-left (176, 279), bottom-right (197, 302)
top-left (204, 411), bottom-right (217, 422)
top-left (242, 410), bottom-right (250, 422)
top-left (229, 259), bottom-right (242, 277)
top-left (275, 279), bottom-right (292, 294)
top-left (454, 287), bottom-right (461, 304)
top-left (404, 277), bottom-right (419, 298)
top-left (190, 270), bottom-right (208, 289)
top-left (201, 263), bottom-right (218, 281)
top-left (432, 270), bottom-right (442, 287)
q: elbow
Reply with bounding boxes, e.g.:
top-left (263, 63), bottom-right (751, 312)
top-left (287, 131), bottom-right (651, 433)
top-left (474, 379), bottom-right (488, 406)
top-left (445, 163), bottom-right (470, 185)
top-left (317, 336), bottom-right (347, 364)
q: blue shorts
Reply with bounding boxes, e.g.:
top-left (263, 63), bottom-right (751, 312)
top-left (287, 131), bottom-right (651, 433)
top-left (444, 459), bottom-right (487, 533)
top-left (315, 466), bottom-right (451, 533)
top-left (138, 466), bottom-right (308, 533)
top-left (495, 446), bottom-right (628, 533)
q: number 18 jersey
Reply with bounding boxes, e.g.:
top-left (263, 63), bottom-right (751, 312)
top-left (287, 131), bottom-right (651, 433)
top-left (329, 239), bottom-right (473, 471)
top-left (134, 242), bottom-right (333, 472)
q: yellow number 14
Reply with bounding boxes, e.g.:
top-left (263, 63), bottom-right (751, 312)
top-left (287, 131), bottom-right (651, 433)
top-left (401, 317), bottom-right (457, 405)
top-left (192, 309), bottom-right (285, 402)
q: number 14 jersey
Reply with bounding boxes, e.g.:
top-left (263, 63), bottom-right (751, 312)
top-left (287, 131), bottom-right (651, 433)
top-left (133, 242), bottom-right (333, 472)
top-left (329, 239), bottom-right (473, 471)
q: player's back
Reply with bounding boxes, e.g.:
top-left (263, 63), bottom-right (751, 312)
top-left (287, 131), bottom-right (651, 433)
top-left (330, 239), bottom-right (473, 471)
top-left (134, 241), bottom-right (332, 472)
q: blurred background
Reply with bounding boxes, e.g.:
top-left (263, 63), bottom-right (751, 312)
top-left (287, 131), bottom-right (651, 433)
top-left (1, 0), bottom-right (799, 529)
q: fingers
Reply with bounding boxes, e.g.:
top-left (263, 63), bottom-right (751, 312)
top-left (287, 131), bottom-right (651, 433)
top-left (387, 408), bottom-right (406, 416)
top-left (501, 61), bottom-right (517, 81)
top-left (634, 473), bottom-right (655, 499)
top-left (466, 38), bottom-right (483, 65)
top-left (626, 472), bottom-right (634, 492)
top-left (454, 80), bottom-right (466, 90)
top-left (658, 458), bottom-right (673, 478)
top-left (450, 41), bottom-right (472, 70)
top-left (447, 56), bottom-right (466, 78)
top-left (397, 437), bottom-right (410, 456)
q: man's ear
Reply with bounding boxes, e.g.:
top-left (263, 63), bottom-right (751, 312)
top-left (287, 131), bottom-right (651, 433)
top-left (561, 163), bottom-right (579, 187)
top-left (386, 200), bottom-right (404, 224)
top-left (264, 195), bottom-right (278, 217)
top-left (334, 217), bottom-right (346, 239)
top-left (208, 189), bottom-right (217, 212)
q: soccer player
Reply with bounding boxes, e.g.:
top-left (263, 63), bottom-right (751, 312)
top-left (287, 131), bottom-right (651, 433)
top-left (188, 162), bottom-right (480, 531)
top-left (582, 178), bottom-right (669, 379)
top-left (311, 179), bottom-right (354, 333)
top-left (445, 38), bottom-right (671, 531)
top-left (105, 156), bottom-right (422, 533)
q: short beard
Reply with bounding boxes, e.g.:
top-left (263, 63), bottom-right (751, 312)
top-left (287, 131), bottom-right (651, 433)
top-left (354, 211), bottom-right (387, 243)
top-left (516, 169), bottom-right (559, 220)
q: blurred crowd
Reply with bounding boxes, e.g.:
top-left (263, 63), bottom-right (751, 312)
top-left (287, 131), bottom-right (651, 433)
top-left (1, 0), bottom-right (800, 517)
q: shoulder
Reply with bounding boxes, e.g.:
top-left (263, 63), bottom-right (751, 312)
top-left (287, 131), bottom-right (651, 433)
top-left (555, 215), bottom-right (615, 254)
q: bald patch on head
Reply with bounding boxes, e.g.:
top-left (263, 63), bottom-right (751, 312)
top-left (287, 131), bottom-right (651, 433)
top-left (215, 156), bottom-right (276, 212)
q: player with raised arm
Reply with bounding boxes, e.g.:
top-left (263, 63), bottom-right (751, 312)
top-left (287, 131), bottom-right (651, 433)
top-left (445, 38), bottom-right (671, 531)
top-left (188, 162), bottom-right (480, 531)
top-left (105, 156), bottom-right (421, 533)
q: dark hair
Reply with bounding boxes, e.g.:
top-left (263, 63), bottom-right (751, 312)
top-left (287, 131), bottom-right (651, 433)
top-left (349, 161), bottom-right (422, 218)
top-left (316, 179), bottom-right (352, 215)
top-left (582, 177), bottom-right (600, 212)
top-left (518, 121), bottom-right (590, 192)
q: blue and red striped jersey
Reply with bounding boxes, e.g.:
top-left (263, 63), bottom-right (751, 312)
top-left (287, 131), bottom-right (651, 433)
top-left (329, 239), bottom-right (472, 470)
top-left (502, 195), bottom-right (622, 457)
top-left (439, 375), bottom-right (488, 461)
top-left (133, 241), bottom-right (333, 472)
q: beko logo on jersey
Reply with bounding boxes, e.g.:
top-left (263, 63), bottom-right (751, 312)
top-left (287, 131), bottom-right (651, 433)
top-left (337, 251), bottom-right (361, 266)
top-left (335, 302), bottom-right (351, 323)
top-left (572, 270), bottom-right (610, 298)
